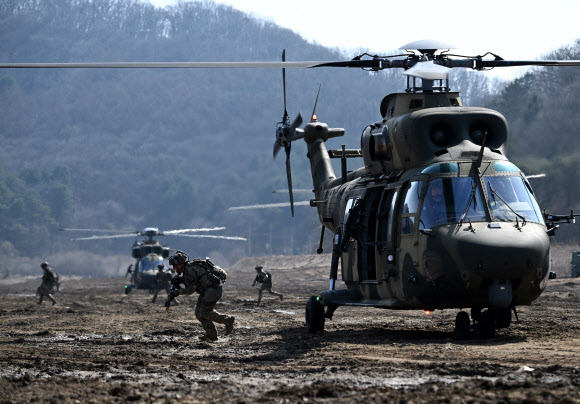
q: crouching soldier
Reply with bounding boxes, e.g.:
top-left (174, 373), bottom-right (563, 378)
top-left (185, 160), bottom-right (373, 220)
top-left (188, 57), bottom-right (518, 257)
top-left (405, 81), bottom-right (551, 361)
top-left (152, 264), bottom-right (178, 304)
top-left (167, 250), bottom-right (234, 341)
top-left (37, 262), bottom-right (58, 305)
top-left (252, 265), bottom-right (283, 305)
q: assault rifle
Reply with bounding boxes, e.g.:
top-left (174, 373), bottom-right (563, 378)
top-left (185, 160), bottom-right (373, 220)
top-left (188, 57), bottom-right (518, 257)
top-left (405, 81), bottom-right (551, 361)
top-left (165, 275), bottom-right (184, 311)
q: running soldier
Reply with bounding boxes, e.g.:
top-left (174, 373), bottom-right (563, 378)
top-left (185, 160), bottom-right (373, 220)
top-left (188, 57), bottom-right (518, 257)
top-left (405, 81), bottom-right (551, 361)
top-left (37, 262), bottom-right (58, 305)
top-left (152, 264), bottom-right (178, 304)
top-left (167, 251), bottom-right (234, 341)
top-left (252, 265), bottom-right (283, 305)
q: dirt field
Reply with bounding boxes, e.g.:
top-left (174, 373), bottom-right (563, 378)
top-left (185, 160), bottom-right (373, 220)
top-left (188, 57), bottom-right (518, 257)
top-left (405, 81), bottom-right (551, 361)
top-left (1, 254), bottom-right (579, 403)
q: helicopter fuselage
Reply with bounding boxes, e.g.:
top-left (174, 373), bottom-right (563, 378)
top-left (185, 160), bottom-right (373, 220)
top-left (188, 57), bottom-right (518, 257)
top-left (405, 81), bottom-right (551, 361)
top-left (306, 92), bottom-right (551, 313)
top-left (129, 240), bottom-right (170, 290)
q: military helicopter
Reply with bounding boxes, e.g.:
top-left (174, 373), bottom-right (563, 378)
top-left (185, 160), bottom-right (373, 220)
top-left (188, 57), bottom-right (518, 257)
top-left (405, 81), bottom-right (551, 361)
top-left (62, 226), bottom-right (246, 292)
top-left (4, 39), bottom-right (580, 338)
top-left (270, 40), bottom-right (580, 338)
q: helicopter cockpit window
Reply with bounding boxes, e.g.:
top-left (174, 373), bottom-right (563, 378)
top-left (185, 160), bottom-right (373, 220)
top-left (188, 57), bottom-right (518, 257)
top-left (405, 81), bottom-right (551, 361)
top-left (138, 256), bottom-right (164, 272)
top-left (484, 176), bottom-right (544, 224)
top-left (421, 163), bottom-right (459, 174)
top-left (493, 161), bottom-right (520, 172)
top-left (400, 181), bottom-right (422, 235)
top-left (420, 177), bottom-right (486, 229)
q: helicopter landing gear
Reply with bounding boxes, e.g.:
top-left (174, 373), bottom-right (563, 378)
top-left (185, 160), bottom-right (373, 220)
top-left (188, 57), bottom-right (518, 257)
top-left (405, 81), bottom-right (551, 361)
top-left (306, 296), bottom-right (325, 334)
top-left (479, 309), bottom-right (496, 339)
top-left (495, 307), bottom-right (512, 329)
top-left (454, 311), bottom-right (471, 339)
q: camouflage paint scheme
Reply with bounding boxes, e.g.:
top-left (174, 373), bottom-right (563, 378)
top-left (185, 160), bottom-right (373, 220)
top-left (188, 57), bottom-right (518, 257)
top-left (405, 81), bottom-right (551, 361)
top-left (305, 91), bottom-right (551, 315)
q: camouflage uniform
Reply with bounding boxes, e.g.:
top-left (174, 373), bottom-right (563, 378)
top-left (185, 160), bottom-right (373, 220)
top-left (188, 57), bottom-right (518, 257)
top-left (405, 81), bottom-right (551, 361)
top-left (152, 268), bottom-right (174, 303)
top-left (37, 264), bottom-right (58, 305)
top-left (174, 259), bottom-right (234, 341)
top-left (252, 266), bottom-right (283, 305)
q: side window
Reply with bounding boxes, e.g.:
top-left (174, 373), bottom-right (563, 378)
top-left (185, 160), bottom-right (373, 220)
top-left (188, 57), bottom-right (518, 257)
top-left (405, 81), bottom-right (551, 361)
top-left (342, 197), bottom-right (361, 245)
top-left (400, 181), bottom-right (422, 235)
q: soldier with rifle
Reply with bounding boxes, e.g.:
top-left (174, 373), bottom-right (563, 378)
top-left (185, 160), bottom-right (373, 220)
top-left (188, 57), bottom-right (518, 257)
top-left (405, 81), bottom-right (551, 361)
top-left (165, 250), bottom-right (234, 341)
top-left (152, 263), bottom-right (178, 304)
top-left (37, 262), bottom-right (58, 305)
top-left (252, 265), bottom-right (283, 305)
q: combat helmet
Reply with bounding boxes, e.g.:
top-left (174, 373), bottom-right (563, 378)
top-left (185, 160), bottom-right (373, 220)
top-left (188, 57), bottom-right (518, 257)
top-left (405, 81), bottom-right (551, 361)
top-left (169, 250), bottom-right (189, 266)
top-left (41, 262), bottom-right (49, 268)
top-left (255, 265), bottom-right (263, 271)
top-left (157, 263), bottom-right (165, 270)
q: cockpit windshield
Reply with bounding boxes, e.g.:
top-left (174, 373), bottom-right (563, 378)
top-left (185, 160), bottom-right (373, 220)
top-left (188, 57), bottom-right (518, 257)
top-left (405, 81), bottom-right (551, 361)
top-left (484, 176), bottom-right (544, 224)
top-left (138, 256), bottom-right (165, 272)
top-left (420, 177), bottom-right (486, 229)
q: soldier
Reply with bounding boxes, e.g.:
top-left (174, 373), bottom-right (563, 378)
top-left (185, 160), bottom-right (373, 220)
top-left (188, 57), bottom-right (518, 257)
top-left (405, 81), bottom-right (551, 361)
top-left (37, 262), bottom-right (58, 305)
top-left (168, 250), bottom-right (234, 341)
top-left (252, 265), bottom-right (283, 305)
top-left (152, 263), bottom-right (178, 304)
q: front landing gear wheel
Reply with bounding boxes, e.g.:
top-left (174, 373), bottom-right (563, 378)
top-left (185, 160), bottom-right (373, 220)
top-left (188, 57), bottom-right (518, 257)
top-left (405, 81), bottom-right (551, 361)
top-left (480, 309), bottom-right (496, 339)
top-left (454, 311), bottom-right (471, 339)
top-left (306, 296), bottom-right (325, 334)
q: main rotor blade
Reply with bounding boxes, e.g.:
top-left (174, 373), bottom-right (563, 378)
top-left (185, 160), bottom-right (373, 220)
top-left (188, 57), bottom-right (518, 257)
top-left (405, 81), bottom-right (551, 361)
top-left (162, 227), bottom-right (226, 234)
top-left (228, 201), bottom-right (310, 211)
top-left (272, 189), bottom-right (311, 194)
top-left (171, 234), bottom-right (247, 241)
top-left (285, 146), bottom-right (295, 217)
top-left (0, 61), bottom-right (348, 69)
top-left (72, 233), bottom-right (139, 241)
top-left (448, 59), bottom-right (580, 69)
top-left (3, 59), bottom-right (580, 70)
top-left (61, 228), bottom-right (137, 233)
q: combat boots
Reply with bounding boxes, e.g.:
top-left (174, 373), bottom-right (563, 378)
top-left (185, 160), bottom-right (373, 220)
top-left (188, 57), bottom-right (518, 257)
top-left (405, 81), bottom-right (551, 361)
top-left (225, 316), bottom-right (235, 336)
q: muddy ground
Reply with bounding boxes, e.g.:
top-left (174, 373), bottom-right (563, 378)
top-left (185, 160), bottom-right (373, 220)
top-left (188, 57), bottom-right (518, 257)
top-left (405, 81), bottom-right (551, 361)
top-left (1, 254), bottom-right (579, 403)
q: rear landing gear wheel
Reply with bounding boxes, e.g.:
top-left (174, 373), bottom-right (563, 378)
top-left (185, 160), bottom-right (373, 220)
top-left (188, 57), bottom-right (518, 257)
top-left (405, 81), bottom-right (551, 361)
top-left (454, 311), bottom-right (471, 339)
top-left (306, 296), bottom-right (325, 334)
top-left (480, 309), bottom-right (496, 339)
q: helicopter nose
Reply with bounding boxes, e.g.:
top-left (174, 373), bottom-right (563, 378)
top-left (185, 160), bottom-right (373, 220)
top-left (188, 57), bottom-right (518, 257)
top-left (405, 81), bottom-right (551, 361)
top-left (451, 224), bottom-right (550, 280)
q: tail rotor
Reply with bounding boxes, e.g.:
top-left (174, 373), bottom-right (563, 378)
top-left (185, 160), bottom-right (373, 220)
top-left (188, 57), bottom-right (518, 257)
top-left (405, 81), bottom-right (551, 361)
top-left (273, 49), bottom-right (303, 216)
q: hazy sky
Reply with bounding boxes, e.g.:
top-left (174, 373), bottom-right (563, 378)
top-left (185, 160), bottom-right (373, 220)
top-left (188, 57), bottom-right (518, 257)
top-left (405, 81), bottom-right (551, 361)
top-left (147, 0), bottom-right (580, 79)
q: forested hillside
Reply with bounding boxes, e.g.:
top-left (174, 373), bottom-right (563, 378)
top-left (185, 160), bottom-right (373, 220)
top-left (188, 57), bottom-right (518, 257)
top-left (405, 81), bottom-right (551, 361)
top-left (0, 0), bottom-right (578, 277)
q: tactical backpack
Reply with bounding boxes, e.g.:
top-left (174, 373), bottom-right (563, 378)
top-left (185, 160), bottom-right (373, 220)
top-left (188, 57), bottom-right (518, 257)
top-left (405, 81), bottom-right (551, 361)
top-left (194, 258), bottom-right (228, 285)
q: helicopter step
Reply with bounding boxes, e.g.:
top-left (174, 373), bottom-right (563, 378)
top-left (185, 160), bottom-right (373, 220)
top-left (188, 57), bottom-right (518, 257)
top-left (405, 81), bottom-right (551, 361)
top-left (319, 288), bottom-right (401, 308)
